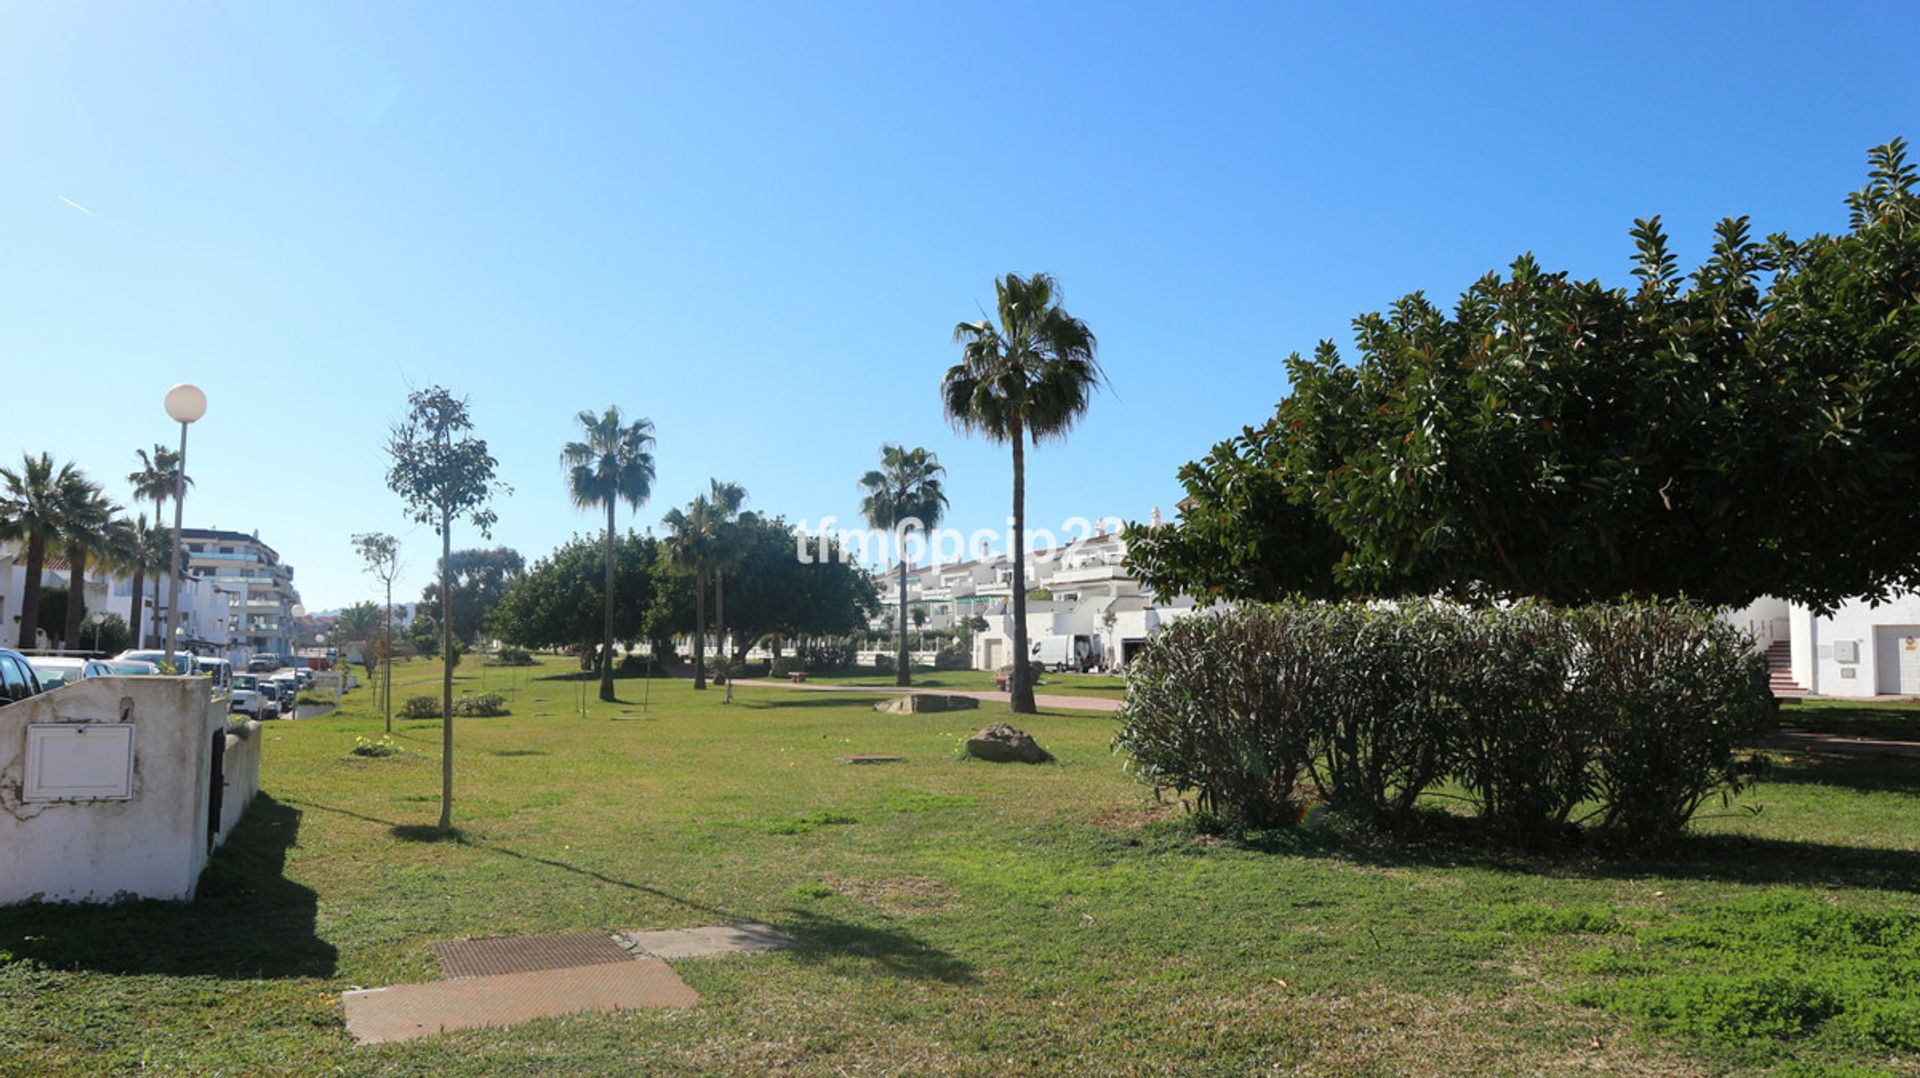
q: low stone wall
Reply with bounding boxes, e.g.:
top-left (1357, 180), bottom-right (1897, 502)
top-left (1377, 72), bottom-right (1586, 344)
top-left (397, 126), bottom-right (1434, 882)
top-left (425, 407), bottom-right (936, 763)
top-left (219, 721), bottom-right (262, 844)
top-left (0, 677), bottom-right (239, 906)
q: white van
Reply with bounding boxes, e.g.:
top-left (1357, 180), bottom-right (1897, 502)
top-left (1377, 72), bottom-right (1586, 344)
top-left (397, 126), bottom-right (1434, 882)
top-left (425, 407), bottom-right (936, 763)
top-left (1030, 634), bottom-right (1096, 673)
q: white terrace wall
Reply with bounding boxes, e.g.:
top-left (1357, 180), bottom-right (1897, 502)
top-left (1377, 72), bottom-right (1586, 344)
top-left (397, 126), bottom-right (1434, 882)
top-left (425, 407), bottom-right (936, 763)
top-left (0, 676), bottom-right (260, 906)
top-left (1793, 593), bottom-right (1920, 698)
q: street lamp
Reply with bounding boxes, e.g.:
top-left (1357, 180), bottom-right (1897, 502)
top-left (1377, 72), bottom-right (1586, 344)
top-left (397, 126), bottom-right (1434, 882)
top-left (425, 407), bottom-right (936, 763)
top-left (162, 383), bottom-right (206, 671)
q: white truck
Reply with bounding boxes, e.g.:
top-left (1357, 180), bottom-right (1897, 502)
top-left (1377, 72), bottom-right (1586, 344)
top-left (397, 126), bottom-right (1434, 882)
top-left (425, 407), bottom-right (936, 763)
top-left (1030, 634), bottom-right (1097, 673)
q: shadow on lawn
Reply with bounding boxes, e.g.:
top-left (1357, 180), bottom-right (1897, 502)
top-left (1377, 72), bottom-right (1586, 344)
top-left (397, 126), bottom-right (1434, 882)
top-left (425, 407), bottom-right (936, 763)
top-left (746, 695), bottom-right (890, 711)
top-left (1753, 753), bottom-right (1920, 798)
top-left (774, 908), bottom-right (976, 985)
top-left (0, 796), bottom-right (337, 979)
top-left (289, 798), bottom-right (730, 918)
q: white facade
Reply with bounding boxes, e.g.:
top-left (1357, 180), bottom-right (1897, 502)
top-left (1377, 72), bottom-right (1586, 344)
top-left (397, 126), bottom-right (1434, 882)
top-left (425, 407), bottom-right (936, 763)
top-left (1, 544), bottom-right (238, 657)
top-left (1787, 593), bottom-right (1920, 698)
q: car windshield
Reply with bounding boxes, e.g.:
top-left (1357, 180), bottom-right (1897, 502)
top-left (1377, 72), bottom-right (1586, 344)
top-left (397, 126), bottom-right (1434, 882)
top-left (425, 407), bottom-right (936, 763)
top-left (29, 660), bottom-right (86, 689)
top-left (233, 675), bottom-right (258, 690)
top-left (107, 662), bottom-right (155, 675)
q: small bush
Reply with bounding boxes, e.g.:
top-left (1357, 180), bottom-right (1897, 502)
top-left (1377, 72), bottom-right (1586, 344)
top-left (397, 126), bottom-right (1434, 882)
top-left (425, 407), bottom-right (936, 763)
top-left (398, 695), bottom-right (440, 719)
top-left (453, 692), bottom-right (509, 717)
top-left (932, 644), bottom-right (971, 671)
top-left (617, 653), bottom-right (653, 675)
top-left (801, 638), bottom-right (857, 672)
top-left (872, 652), bottom-right (895, 673)
top-left (351, 734), bottom-right (399, 758)
top-left (492, 647), bottom-right (535, 666)
top-left (768, 655), bottom-right (804, 678)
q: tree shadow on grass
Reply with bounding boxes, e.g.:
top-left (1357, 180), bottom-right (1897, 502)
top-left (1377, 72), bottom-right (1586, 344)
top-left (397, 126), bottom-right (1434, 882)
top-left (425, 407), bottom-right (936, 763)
top-left (745, 695), bottom-right (890, 711)
top-left (772, 908), bottom-right (976, 985)
top-left (1750, 752), bottom-right (1920, 798)
top-left (0, 795), bottom-right (336, 979)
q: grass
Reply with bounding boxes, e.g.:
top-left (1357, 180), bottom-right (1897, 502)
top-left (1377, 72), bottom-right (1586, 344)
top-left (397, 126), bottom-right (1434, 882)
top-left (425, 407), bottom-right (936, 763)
top-left (800, 666), bottom-right (1129, 701)
top-left (1780, 697), bottom-right (1920, 740)
top-left (0, 655), bottom-right (1916, 1075)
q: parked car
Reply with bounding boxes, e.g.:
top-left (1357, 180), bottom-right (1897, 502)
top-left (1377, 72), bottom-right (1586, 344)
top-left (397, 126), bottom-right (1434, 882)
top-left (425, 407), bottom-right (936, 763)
top-left (198, 658), bottom-right (234, 693)
top-left (270, 671), bottom-right (301, 706)
top-left (293, 667), bottom-right (315, 689)
top-left (114, 649), bottom-right (201, 675)
top-left (252, 679), bottom-right (284, 718)
top-left (0, 648), bottom-right (46, 705)
top-left (103, 659), bottom-right (160, 675)
top-left (230, 674), bottom-right (265, 719)
top-left (25, 657), bottom-right (115, 691)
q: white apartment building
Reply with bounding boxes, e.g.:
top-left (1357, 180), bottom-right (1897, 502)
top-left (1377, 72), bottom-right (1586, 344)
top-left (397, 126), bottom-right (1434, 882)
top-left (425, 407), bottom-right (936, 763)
top-left (180, 528), bottom-right (302, 659)
top-left (1736, 593), bottom-right (1920, 698)
top-left (2, 544), bottom-right (240, 656)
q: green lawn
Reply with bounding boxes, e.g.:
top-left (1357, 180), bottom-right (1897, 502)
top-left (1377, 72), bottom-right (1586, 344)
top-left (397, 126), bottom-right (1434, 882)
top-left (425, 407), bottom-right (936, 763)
top-left (799, 666), bottom-right (1129, 700)
top-left (1780, 696), bottom-right (1920, 740)
top-left (2, 656), bottom-right (1916, 1075)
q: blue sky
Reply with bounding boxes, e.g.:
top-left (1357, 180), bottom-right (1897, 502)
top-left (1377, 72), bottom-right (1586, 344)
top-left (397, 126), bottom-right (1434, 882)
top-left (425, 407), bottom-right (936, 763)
top-left (3, 1), bottom-right (1915, 610)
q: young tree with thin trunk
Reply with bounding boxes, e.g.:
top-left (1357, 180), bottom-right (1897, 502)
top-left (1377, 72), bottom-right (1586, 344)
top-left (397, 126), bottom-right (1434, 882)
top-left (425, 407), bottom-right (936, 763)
top-left (353, 532), bottom-right (402, 733)
top-left (561, 406), bottom-right (656, 702)
top-left (858, 445), bottom-right (948, 687)
top-left (943, 273), bottom-right (1103, 713)
top-left (385, 388), bottom-right (504, 831)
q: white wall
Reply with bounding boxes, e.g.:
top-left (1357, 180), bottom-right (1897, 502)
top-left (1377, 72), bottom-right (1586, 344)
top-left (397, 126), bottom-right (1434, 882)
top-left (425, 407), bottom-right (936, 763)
top-left (1797, 592), bottom-right (1920, 698)
top-left (0, 676), bottom-right (258, 906)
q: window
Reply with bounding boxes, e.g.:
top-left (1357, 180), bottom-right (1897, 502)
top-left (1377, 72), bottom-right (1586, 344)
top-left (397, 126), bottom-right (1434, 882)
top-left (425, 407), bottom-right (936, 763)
top-left (0, 656), bottom-right (31, 702)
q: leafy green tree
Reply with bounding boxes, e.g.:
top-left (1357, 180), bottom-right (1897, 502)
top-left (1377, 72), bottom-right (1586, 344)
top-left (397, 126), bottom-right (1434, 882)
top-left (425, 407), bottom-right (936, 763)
top-left (1129, 139), bottom-right (1920, 613)
top-left (419, 547), bottom-right (525, 645)
top-left (489, 531), bottom-right (664, 657)
top-left (660, 514), bottom-right (876, 667)
top-left (386, 386), bottom-right (504, 831)
top-left (127, 445), bottom-right (190, 649)
top-left (352, 532), bottom-right (401, 733)
top-left (561, 406), bottom-right (656, 701)
top-left (858, 444), bottom-right (948, 686)
top-left (0, 453), bottom-right (93, 648)
top-left (78, 612), bottom-right (130, 656)
top-left (943, 272), bottom-right (1104, 712)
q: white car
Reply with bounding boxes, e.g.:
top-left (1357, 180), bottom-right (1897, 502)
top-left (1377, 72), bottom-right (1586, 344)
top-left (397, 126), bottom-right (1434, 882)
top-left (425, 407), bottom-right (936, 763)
top-left (229, 674), bottom-right (266, 719)
top-left (26, 657), bottom-right (114, 691)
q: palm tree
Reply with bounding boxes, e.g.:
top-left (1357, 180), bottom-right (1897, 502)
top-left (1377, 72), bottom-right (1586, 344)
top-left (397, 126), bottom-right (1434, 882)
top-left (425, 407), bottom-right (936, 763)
top-left (56, 485), bottom-right (118, 651)
top-left (128, 446), bottom-right (190, 649)
top-left (661, 500), bottom-right (714, 690)
top-left (113, 515), bottom-right (171, 649)
top-left (0, 453), bottom-right (92, 649)
top-left (858, 445), bottom-right (948, 686)
top-left (703, 480), bottom-right (747, 669)
top-left (561, 406), bottom-right (656, 702)
top-left (942, 272), bottom-right (1103, 713)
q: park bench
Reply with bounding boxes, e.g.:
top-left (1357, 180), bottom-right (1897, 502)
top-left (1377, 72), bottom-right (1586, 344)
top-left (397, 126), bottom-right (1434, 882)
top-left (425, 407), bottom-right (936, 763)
top-left (787, 671), bottom-right (809, 683)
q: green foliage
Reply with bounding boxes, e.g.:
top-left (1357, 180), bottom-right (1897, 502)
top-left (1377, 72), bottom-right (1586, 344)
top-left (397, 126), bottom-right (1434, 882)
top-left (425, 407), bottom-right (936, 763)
top-left (350, 735), bottom-right (400, 758)
top-left (932, 644), bottom-right (971, 671)
top-left (1489, 904), bottom-right (1622, 936)
top-left (452, 692), bottom-right (508, 717)
top-left (1127, 140), bottom-right (1920, 613)
top-left (76, 612), bottom-right (130, 656)
top-left (1114, 600), bottom-right (1771, 844)
top-left (490, 531), bottom-right (663, 653)
top-left (491, 647), bottom-right (535, 666)
top-left (398, 695), bottom-right (440, 719)
top-left (1572, 893), bottom-right (1920, 1060)
top-left (419, 547), bottom-right (524, 644)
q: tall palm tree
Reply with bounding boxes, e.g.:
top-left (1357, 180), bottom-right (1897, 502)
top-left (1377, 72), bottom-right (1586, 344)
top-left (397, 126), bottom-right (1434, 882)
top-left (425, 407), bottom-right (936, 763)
top-left (0, 453), bottom-right (92, 649)
top-left (661, 499), bottom-right (714, 690)
top-left (703, 480), bottom-right (747, 669)
top-left (562, 406), bottom-right (657, 702)
top-left (859, 445), bottom-right (948, 686)
top-left (57, 486), bottom-right (118, 651)
top-left (942, 272), bottom-right (1103, 713)
top-left (112, 514), bottom-right (171, 649)
top-left (128, 445), bottom-right (190, 649)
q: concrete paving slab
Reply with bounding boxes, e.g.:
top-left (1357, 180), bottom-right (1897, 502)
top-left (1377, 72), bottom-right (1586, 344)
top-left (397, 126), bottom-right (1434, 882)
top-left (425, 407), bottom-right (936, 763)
top-left (434, 930), bottom-right (636, 980)
top-left (619, 921), bottom-right (795, 960)
top-left (342, 958), bottom-right (697, 1044)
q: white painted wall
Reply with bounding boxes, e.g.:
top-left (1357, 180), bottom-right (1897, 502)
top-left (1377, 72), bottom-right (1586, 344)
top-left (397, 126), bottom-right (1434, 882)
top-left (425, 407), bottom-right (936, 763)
top-left (0, 676), bottom-right (260, 906)
top-left (1791, 592), bottom-right (1920, 698)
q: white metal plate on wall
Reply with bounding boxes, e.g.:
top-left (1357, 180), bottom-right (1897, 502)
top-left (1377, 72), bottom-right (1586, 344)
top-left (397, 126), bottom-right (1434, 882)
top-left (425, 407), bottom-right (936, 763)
top-left (23, 724), bottom-right (135, 801)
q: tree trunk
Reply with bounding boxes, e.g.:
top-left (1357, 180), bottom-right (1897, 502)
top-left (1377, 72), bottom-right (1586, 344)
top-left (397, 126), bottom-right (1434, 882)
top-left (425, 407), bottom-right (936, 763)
top-left (600, 500), bottom-right (616, 702)
top-left (438, 510), bottom-right (455, 831)
top-left (1009, 424), bottom-right (1036, 713)
top-left (896, 557), bottom-right (911, 686)
top-left (128, 562), bottom-right (145, 653)
top-left (383, 576), bottom-right (394, 734)
top-left (65, 552), bottom-right (87, 651)
top-left (714, 568), bottom-right (726, 678)
top-left (149, 497), bottom-right (166, 648)
top-left (17, 532), bottom-right (45, 649)
top-left (692, 570), bottom-right (708, 689)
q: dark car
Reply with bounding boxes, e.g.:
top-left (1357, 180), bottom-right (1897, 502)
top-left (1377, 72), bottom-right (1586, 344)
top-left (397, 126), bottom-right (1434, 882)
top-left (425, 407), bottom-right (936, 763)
top-left (0, 648), bottom-right (46, 706)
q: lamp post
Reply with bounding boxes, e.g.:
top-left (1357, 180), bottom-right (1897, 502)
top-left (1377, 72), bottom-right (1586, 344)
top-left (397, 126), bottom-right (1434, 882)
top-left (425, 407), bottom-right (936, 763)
top-left (162, 383), bottom-right (206, 670)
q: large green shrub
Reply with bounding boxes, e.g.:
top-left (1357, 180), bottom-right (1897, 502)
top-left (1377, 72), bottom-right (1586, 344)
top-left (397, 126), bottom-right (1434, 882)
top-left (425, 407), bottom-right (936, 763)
top-left (453, 692), bottom-right (509, 717)
top-left (1450, 603), bottom-right (1592, 846)
top-left (1114, 607), bottom-right (1316, 827)
top-left (932, 644), bottom-right (971, 671)
top-left (1114, 599), bottom-right (1766, 846)
top-left (398, 695), bottom-right (440, 719)
top-left (1571, 603), bottom-right (1772, 845)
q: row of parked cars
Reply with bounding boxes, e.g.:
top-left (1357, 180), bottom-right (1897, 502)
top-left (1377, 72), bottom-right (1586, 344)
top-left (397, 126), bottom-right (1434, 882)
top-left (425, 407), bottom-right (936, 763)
top-left (0, 646), bottom-right (312, 718)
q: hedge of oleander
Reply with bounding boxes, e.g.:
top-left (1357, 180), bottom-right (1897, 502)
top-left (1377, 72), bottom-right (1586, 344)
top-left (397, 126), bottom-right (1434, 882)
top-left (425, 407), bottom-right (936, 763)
top-left (1114, 600), bottom-right (1771, 847)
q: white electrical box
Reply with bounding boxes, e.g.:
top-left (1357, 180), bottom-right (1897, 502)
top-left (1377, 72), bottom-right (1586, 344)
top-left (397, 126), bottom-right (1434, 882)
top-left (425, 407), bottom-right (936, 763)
top-left (24, 724), bottom-right (135, 801)
top-left (1835, 640), bottom-right (1860, 664)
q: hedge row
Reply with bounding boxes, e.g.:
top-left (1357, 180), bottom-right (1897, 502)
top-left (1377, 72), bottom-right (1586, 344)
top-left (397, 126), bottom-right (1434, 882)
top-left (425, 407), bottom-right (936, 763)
top-left (1114, 601), bottom-right (1772, 847)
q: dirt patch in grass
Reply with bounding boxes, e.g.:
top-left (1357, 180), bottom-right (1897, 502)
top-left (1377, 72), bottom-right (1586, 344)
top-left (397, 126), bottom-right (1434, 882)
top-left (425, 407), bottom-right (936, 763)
top-left (1088, 799), bottom-right (1182, 831)
top-left (822, 875), bottom-right (960, 918)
